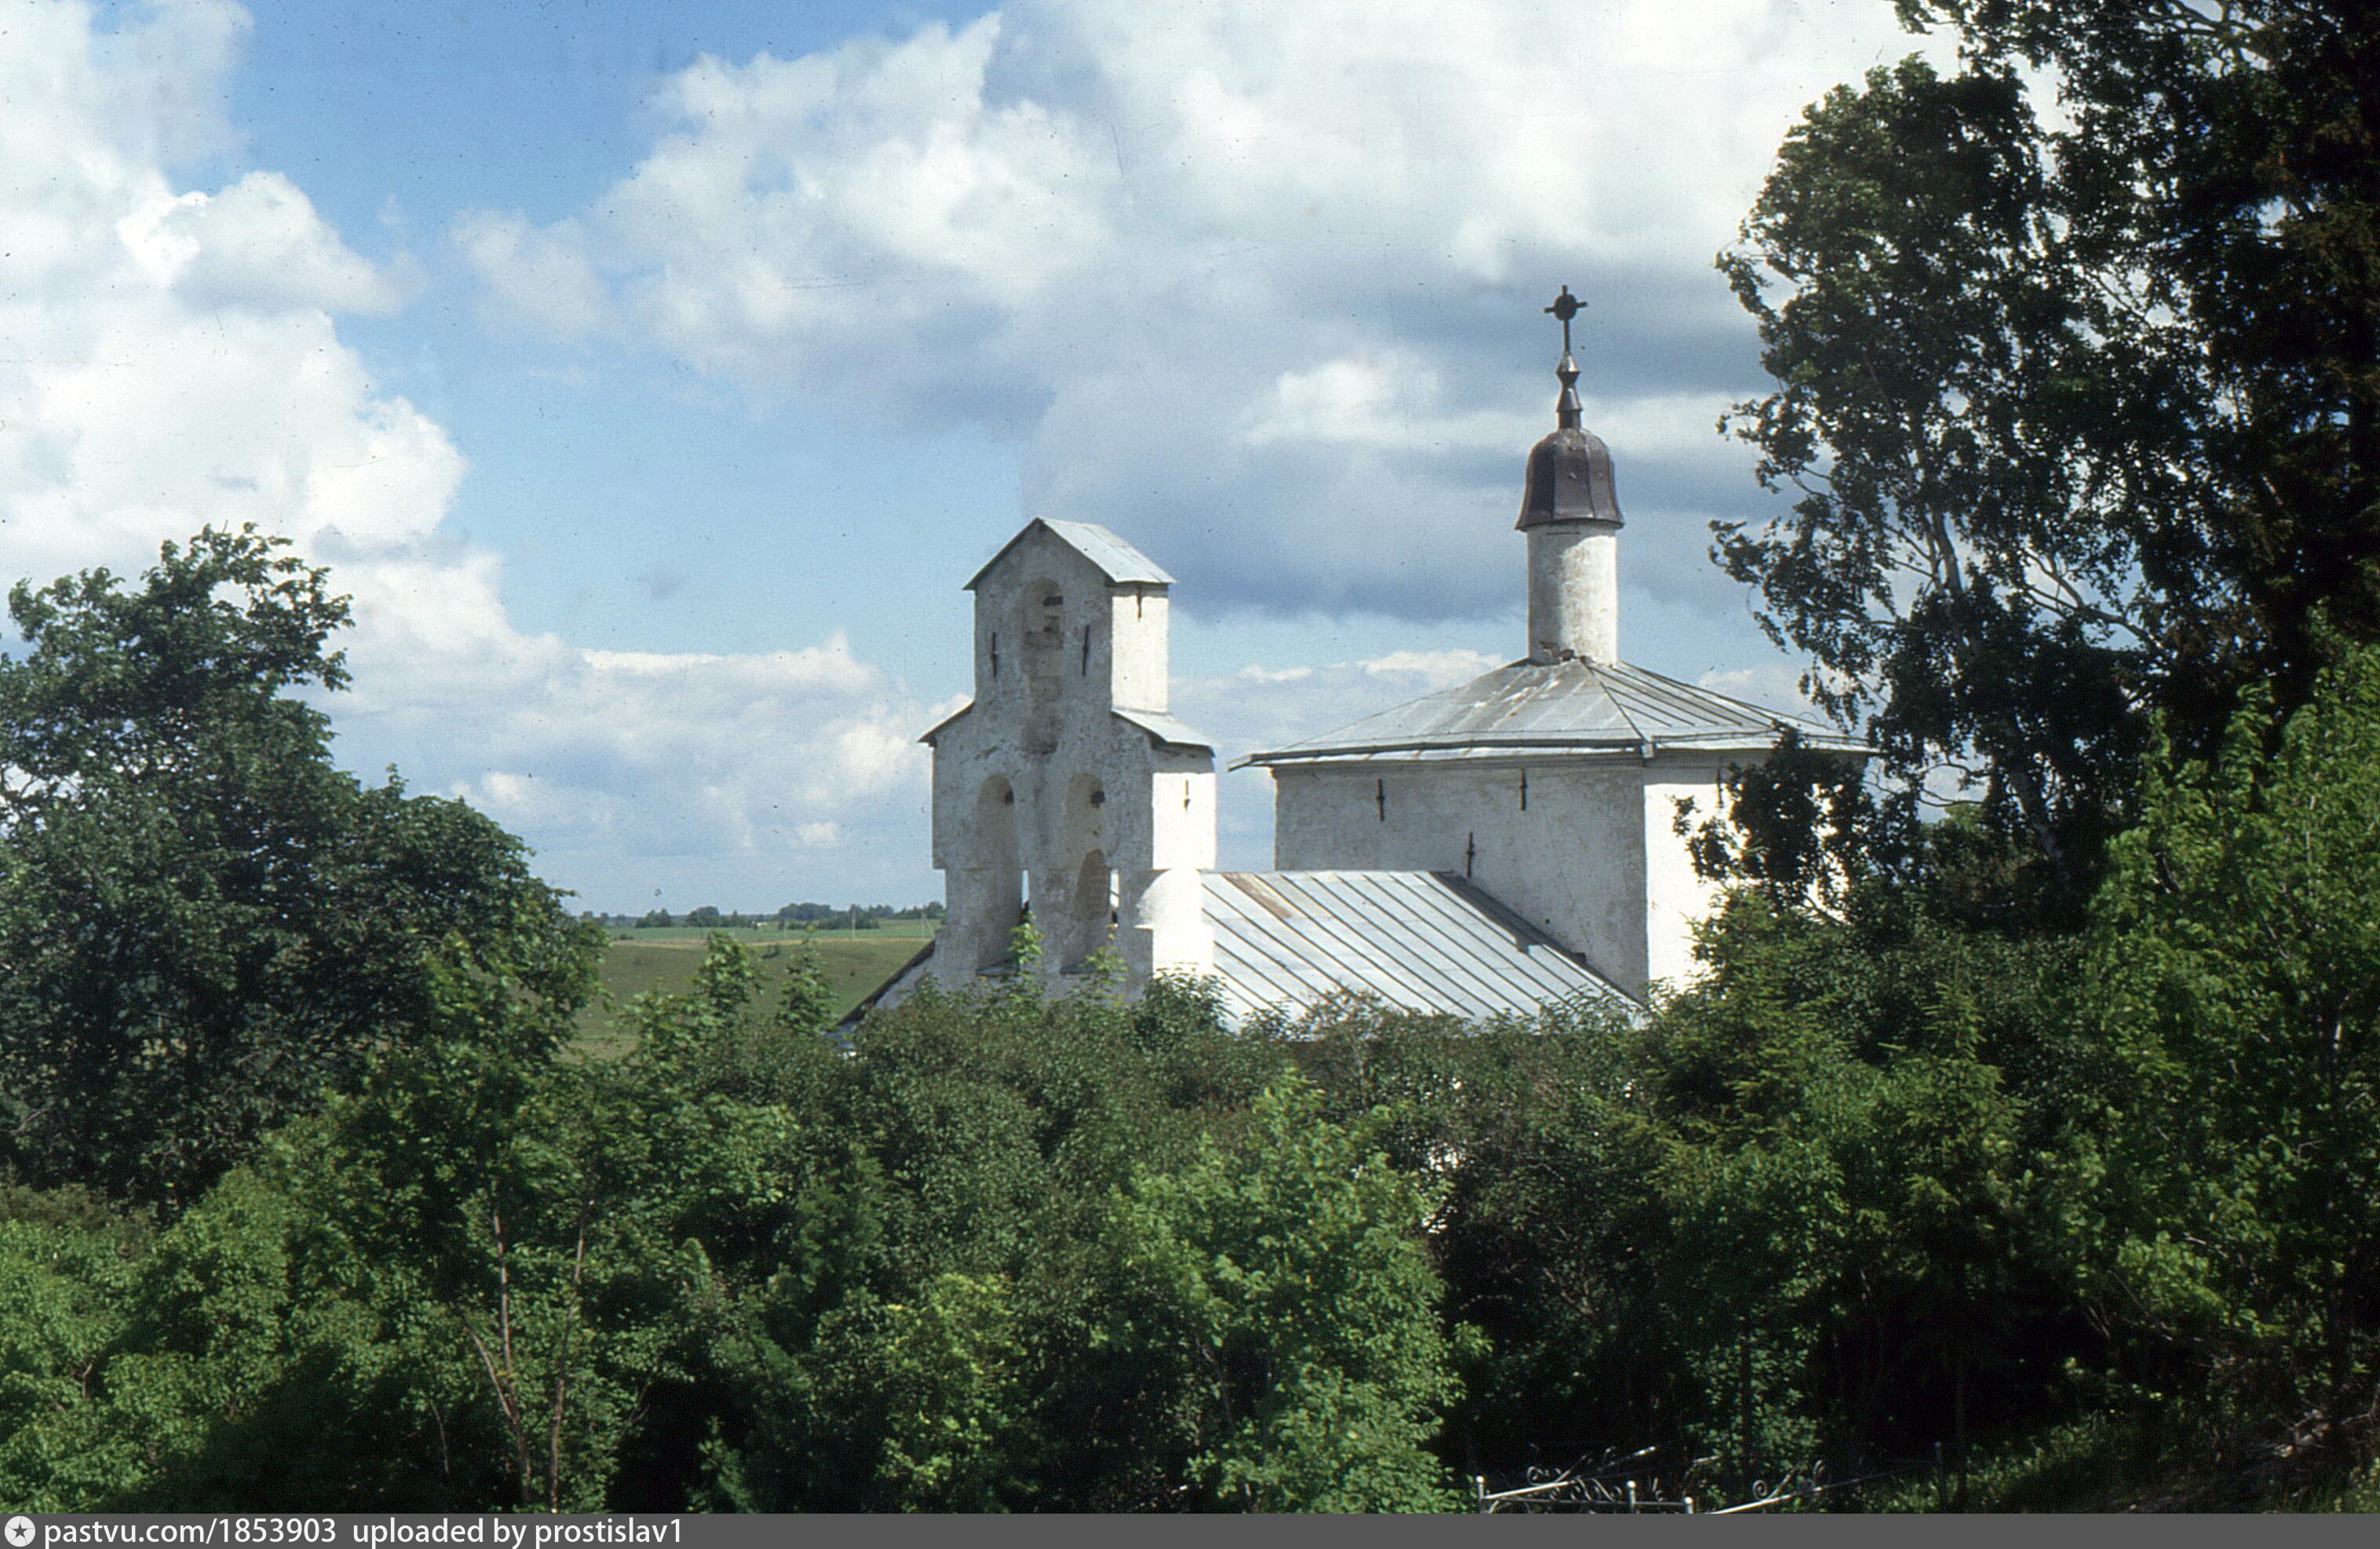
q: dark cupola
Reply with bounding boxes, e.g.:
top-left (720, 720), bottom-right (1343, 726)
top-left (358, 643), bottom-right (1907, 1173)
top-left (1518, 287), bottom-right (1624, 529)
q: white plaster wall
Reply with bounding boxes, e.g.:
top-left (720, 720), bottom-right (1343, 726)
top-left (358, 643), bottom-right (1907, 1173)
top-left (1526, 523), bottom-right (1618, 665)
top-left (1272, 757), bottom-right (1651, 994)
top-left (1148, 765), bottom-right (1216, 872)
top-left (1108, 586), bottom-right (1169, 711)
top-left (1123, 860), bottom-right (1212, 981)
top-left (1641, 760), bottom-right (1732, 996)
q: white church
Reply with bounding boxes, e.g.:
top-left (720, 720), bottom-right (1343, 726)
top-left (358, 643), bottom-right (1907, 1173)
top-left (871, 294), bottom-right (1863, 1024)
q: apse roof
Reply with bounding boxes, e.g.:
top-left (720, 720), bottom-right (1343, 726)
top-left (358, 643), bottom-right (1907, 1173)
top-left (1202, 869), bottom-right (1629, 1025)
top-left (964, 518), bottom-right (1174, 591)
top-left (1236, 656), bottom-right (1868, 768)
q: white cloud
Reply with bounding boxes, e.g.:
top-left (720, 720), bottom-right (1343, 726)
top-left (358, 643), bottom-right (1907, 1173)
top-left (132, 172), bottom-right (411, 313)
top-left (1696, 663), bottom-right (1818, 717)
top-left (462, 0), bottom-right (1932, 620)
top-left (1359, 648), bottom-right (1502, 688)
top-left (414, 636), bottom-right (929, 875)
top-left (1241, 353), bottom-right (1524, 453)
top-left (0, 0), bottom-right (939, 909)
top-left (3, 0), bottom-right (1937, 909)
top-left (451, 210), bottom-right (616, 341)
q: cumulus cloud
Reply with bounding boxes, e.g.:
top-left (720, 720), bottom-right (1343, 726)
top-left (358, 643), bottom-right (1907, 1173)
top-left (0, 0), bottom-right (939, 908)
top-left (1172, 645), bottom-right (1506, 869)
top-left (460, 0), bottom-right (1929, 621)
top-left (411, 638), bottom-right (934, 898)
top-left (4, 0), bottom-right (1931, 909)
top-left (451, 210), bottom-right (616, 341)
top-left (132, 171), bottom-right (412, 313)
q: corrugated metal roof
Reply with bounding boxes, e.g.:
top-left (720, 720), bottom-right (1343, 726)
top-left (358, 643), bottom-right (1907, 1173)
top-left (1236, 656), bottom-right (1869, 767)
top-left (964, 518), bottom-right (1174, 590)
top-left (1112, 706), bottom-right (1215, 752)
top-left (1202, 869), bottom-right (1629, 1025)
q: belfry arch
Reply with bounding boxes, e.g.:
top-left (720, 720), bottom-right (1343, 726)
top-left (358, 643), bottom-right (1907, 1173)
top-left (957, 773), bottom-right (1022, 972)
top-left (1049, 771), bottom-right (1111, 969)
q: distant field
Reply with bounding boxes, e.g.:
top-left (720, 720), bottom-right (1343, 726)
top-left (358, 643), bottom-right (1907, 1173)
top-left (573, 928), bottom-right (934, 1058)
top-left (605, 920), bottom-right (938, 942)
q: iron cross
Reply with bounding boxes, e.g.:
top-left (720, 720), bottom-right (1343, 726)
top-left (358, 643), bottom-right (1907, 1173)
top-left (1545, 285), bottom-right (1582, 355)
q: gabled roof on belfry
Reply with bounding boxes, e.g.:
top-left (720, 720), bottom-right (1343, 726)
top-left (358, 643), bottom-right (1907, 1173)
top-left (964, 518), bottom-right (1174, 591)
top-left (1236, 656), bottom-right (1870, 768)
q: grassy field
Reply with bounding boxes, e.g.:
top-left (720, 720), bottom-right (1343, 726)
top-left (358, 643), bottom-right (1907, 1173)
top-left (572, 926), bottom-right (934, 1058)
top-left (608, 920), bottom-right (938, 943)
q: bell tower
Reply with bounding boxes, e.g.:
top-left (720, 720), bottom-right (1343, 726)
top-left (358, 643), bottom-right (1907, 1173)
top-left (924, 519), bottom-right (1217, 994)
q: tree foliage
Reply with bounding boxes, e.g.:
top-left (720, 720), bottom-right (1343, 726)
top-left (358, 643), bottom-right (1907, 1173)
top-left (1721, 2), bottom-right (2380, 885)
top-left (2072, 641), bottom-right (2380, 1422)
top-left (0, 929), bottom-right (1478, 1513)
top-left (1111, 1080), bottom-right (1467, 1511)
top-left (0, 528), bottom-right (600, 1205)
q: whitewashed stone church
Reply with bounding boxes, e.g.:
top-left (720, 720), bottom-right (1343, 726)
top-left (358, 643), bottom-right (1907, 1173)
top-left (870, 295), bottom-right (1862, 1024)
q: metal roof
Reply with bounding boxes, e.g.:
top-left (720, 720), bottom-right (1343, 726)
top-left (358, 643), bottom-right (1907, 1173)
top-left (918, 703), bottom-right (971, 746)
top-left (918, 703), bottom-right (1214, 753)
top-left (1236, 656), bottom-right (1869, 768)
top-left (1202, 869), bottom-right (1628, 1025)
top-left (1113, 706), bottom-right (1216, 753)
top-left (964, 518), bottom-right (1174, 591)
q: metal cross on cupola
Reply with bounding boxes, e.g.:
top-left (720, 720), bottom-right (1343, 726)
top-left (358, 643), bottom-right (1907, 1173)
top-left (1544, 284), bottom-right (1582, 356)
top-left (1542, 285), bottom-right (1585, 433)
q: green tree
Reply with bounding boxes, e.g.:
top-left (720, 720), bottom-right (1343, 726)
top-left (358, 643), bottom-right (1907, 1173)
top-left (1108, 1080), bottom-right (1469, 1512)
top-left (0, 528), bottom-right (599, 1206)
top-left (776, 942), bottom-right (837, 1037)
top-left (0, 948), bottom-right (818, 1513)
top-left (1638, 895), bottom-right (2051, 1478)
top-left (2073, 641), bottom-right (2380, 1422)
top-left (0, 1189), bottom-right (148, 1505)
top-left (698, 954), bottom-right (1287, 1512)
top-left (1721, 2), bottom-right (2380, 887)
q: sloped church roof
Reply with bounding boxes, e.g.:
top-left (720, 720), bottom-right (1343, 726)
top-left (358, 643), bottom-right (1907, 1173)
top-left (1238, 656), bottom-right (1867, 769)
top-left (1203, 870), bottom-right (1626, 1024)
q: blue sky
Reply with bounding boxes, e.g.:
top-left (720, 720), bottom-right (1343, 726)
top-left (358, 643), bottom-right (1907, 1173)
top-left (1, 0), bottom-right (1930, 912)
